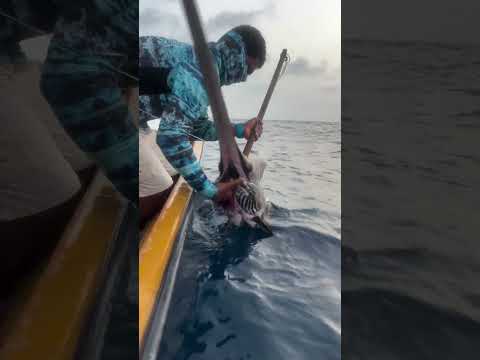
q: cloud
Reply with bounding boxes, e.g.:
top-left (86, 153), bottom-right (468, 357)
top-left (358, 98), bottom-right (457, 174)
top-left (140, 8), bottom-right (180, 30)
top-left (139, 8), bottom-right (191, 40)
top-left (206, 3), bottom-right (275, 33)
top-left (286, 57), bottom-right (328, 76)
top-left (139, 3), bottom-right (277, 41)
top-left (140, 8), bottom-right (179, 26)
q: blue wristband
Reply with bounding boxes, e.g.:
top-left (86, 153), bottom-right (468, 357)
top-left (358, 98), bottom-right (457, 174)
top-left (234, 123), bottom-right (245, 138)
top-left (200, 181), bottom-right (218, 199)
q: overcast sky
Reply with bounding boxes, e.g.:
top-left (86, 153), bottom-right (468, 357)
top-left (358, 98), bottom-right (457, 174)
top-left (140, 0), bottom-right (341, 122)
top-left (18, 1), bottom-right (478, 123)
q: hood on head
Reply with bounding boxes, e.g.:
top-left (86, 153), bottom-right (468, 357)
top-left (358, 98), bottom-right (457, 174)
top-left (209, 31), bottom-right (248, 86)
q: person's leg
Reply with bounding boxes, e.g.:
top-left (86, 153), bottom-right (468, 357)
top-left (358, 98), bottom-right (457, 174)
top-left (0, 190), bottom-right (82, 300)
top-left (139, 174), bottom-right (180, 228)
top-left (0, 65), bottom-right (83, 301)
top-left (139, 128), bottom-right (179, 226)
top-left (14, 62), bottom-right (96, 174)
top-left (148, 129), bottom-right (178, 177)
top-left (139, 190), bottom-right (170, 228)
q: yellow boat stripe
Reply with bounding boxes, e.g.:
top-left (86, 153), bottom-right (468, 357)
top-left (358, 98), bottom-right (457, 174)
top-left (139, 141), bottom-right (204, 348)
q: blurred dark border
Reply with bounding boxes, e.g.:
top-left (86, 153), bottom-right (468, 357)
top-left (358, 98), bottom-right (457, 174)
top-left (0, 2), bottom-right (138, 359)
top-left (342, 1), bottom-right (480, 359)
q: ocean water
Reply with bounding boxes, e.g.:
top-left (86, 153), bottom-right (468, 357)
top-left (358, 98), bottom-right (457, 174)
top-left (158, 121), bottom-right (341, 359)
top-left (342, 39), bottom-right (480, 358)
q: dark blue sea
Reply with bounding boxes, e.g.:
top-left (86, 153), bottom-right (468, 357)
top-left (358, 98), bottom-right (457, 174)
top-left (342, 39), bottom-right (480, 359)
top-left (158, 120), bottom-right (341, 359)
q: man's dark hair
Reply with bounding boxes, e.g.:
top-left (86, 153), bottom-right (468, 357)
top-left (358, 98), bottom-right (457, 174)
top-left (231, 25), bottom-right (266, 67)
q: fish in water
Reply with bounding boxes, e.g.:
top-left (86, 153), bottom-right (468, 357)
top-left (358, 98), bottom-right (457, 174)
top-left (232, 180), bottom-right (272, 234)
top-left (219, 154), bottom-right (273, 235)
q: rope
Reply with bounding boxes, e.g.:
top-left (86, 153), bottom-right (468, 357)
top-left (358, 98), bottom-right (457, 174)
top-left (0, 8), bottom-right (45, 36)
top-left (138, 108), bottom-right (206, 142)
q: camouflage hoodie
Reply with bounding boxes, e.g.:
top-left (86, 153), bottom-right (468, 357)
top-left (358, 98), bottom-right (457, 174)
top-left (139, 31), bottom-right (249, 199)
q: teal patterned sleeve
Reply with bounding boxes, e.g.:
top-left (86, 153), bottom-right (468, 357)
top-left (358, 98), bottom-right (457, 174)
top-left (192, 118), bottom-right (246, 141)
top-left (162, 68), bottom-right (217, 198)
top-left (157, 107), bottom-right (218, 198)
top-left (234, 123), bottom-right (246, 138)
top-left (192, 117), bottom-right (218, 141)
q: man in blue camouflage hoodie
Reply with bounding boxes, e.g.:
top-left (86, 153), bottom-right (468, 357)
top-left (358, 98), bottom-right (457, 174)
top-left (139, 25), bottom-right (266, 219)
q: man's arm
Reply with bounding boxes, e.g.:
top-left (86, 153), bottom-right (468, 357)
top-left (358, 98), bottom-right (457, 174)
top-left (192, 117), bottom-right (246, 141)
top-left (157, 98), bottom-right (218, 199)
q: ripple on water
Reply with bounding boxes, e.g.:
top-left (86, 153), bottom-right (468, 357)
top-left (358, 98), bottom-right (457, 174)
top-left (159, 121), bottom-right (340, 360)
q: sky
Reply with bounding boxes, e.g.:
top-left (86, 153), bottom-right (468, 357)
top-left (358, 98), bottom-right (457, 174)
top-left (140, 0), bottom-right (341, 122)
top-left (15, 0), bottom-right (478, 122)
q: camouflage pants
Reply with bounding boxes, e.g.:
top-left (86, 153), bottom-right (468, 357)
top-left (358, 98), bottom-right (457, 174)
top-left (40, 1), bottom-right (139, 204)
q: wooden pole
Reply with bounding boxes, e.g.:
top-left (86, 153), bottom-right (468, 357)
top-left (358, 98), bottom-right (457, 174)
top-left (181, 0), bottom-right (247, 179)
top-left (243, 49), bottom-right (289, 157)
